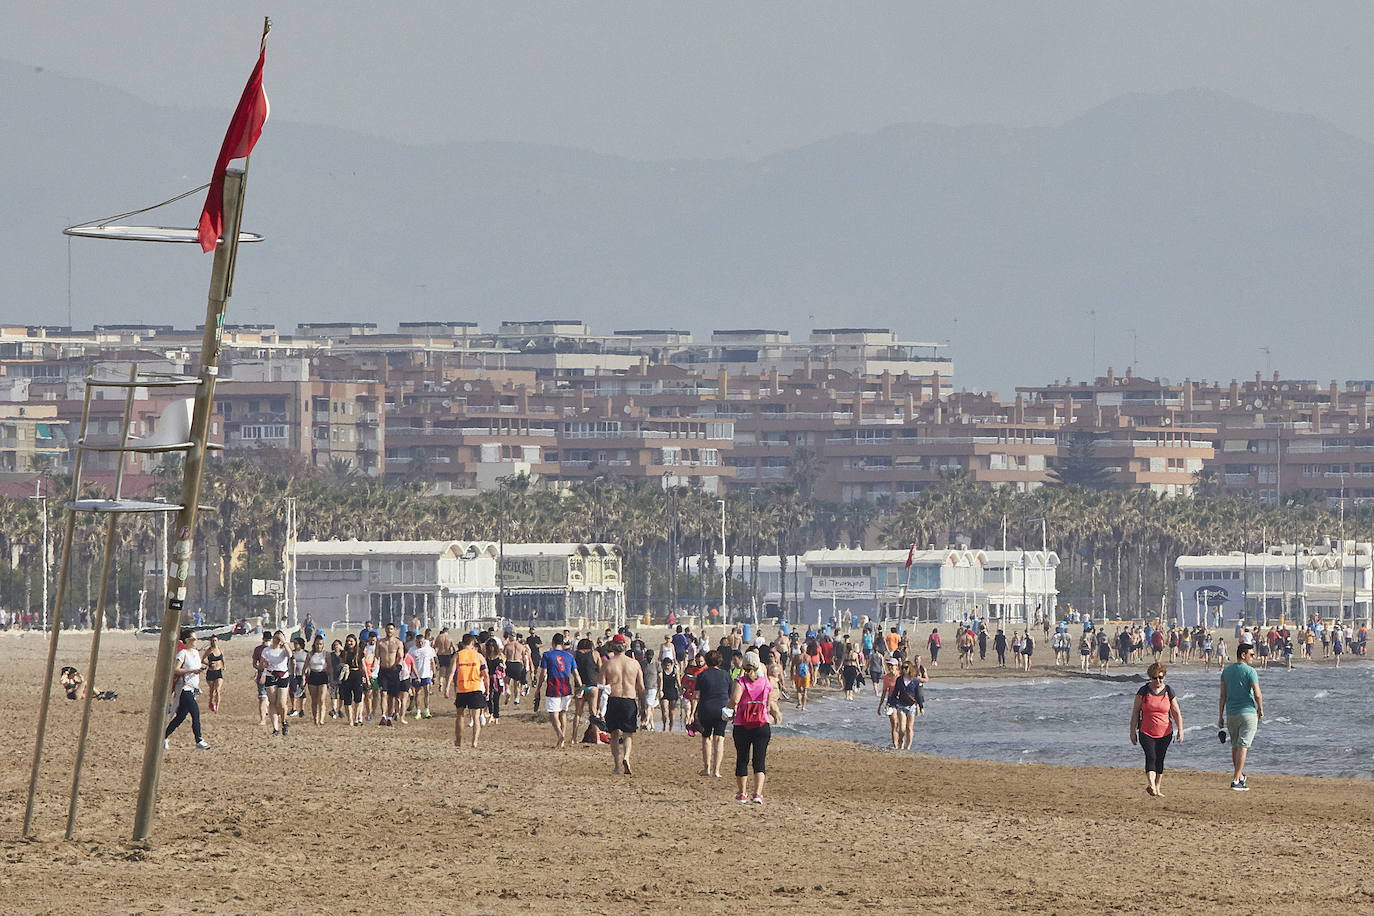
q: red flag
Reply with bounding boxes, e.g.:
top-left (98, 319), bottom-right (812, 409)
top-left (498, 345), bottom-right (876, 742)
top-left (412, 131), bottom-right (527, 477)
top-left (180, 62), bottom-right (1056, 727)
top-left (197, 47), bottom-right (269, 252)
top-left (904, 543), bottom-right (915, 569)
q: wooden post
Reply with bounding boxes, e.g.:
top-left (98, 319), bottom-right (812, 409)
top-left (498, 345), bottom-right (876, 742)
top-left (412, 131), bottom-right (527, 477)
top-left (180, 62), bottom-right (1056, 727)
top-left (131, 168), bottom-right (246, 842)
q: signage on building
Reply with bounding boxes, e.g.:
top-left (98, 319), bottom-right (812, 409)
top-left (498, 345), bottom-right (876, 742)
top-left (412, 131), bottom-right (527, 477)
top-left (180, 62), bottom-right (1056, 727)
top-left (500, 556), bottom-right (568, 589)
top-left (812, 575), bottom-right (873, 598)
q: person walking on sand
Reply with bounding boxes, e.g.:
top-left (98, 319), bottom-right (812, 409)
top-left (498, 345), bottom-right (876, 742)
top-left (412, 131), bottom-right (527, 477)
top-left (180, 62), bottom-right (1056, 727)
top-left (338, 634), bottom-right (366, 726)
top-left (791, 649), bottom-right (812, 710)
top-left (450, 633), bottom-right (489, 748)
top-left (730, 652), bottom-right (778, 804)
top-left (376, 623), bottom-right (407, 727)
top-left (433, 628), bottom-right (456, 698)
top-left (694, 650), bottom-right (731, 777)
top-left (867, 646), bottom-right (885, 698)
top-left (887, 661), bottom-right (921, 750)
top-left (304, 634), bottom-right (331, 725)
top-left (926, 627), bottom-right (941, 665)
top-left (1130, 662), bottom-right (1183, 797)
top-left (164, 633), bottom-right (212, 751)
top-left (204, 634), bottom-right (225, 713)
top-left (260, 630), bottom-right (292, 736)
top-left (408, 635), bottom-right (437, 720)
top-left (601, 634), bottom-right (645, 775)
top-left (252, 629), bottom-right (272, 725)
top-left (1218, 644), bottom-right (1264, 791)
top-left (537, 632), bottom-right (581, 748)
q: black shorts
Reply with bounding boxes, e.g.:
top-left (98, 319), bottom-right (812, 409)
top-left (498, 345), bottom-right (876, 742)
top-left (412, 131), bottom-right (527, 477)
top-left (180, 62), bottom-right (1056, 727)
top-left (264, 672), bottom-right (288, 689)
top-left (605, 696), bottom-right (639, 734)
top-left (379, 666), bottom-right (405, 697)
top-left (818, 663), bottom-right (835, 676)
top-left (206, 669), bottom-right (223, 682)
top-left (506, 661), bottom-right (527, 684)
top-left (339, 677), bottom-right (364, 705)
top-left (455, 690), bottom-right (487, 710)
top-left (306, 671), bottom-right (329, 687)
top-left (436, 653), bottom-right (455, 670)
top-left (697, 711), bottom-right (727, 738)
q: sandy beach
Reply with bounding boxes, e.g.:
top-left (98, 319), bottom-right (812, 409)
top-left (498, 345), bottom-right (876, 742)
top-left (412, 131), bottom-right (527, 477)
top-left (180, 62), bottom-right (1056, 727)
top-left (3, 629), bottom-right (1372, 915)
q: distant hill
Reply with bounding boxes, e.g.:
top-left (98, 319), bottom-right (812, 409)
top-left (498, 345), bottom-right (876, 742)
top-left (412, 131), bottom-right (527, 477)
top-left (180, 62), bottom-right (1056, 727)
top-left (5, 60), bottom-right (1373, 391)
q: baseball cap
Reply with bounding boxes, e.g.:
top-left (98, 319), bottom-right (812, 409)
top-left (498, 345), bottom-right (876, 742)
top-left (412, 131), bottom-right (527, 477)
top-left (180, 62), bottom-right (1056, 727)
top-left (611, 633), bottom-right (629, 646)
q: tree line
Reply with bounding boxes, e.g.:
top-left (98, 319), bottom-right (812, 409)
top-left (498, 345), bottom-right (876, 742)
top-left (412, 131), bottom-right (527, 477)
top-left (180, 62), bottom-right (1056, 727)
top-left (0, 451), bottom-right (1361, 625)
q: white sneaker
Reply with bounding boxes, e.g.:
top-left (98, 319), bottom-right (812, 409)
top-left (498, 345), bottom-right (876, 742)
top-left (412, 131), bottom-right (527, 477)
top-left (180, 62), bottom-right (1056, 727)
top-left (163, 738), bottom-right (170, 750)
top-left (195, 740), bottom-right (212, 750)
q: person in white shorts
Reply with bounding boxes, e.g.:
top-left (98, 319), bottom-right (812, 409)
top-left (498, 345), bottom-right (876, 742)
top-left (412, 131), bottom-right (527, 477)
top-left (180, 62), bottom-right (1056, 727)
top-left (536, 633), bottom-right (582, 749)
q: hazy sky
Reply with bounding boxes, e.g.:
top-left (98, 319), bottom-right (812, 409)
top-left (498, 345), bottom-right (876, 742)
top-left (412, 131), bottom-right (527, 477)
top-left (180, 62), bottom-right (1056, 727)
top-left (6, 1), bottom-right (1374, 160)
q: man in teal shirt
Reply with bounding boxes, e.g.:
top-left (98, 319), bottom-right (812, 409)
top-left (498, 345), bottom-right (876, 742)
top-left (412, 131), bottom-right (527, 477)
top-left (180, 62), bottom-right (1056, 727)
top-left (1218, 644), bottom-right (1264, 791)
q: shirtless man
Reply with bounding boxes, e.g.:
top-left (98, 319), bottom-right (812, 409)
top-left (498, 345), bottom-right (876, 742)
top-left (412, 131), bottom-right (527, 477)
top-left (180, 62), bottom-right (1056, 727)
top-left (503, 635), bottom-right (530, 704)
top-left (376, 623), bottom-right (407, 726)
top-left (600, 634), bottom-right (645, 776)
top-left (433, 628), bottom-right (456, 698)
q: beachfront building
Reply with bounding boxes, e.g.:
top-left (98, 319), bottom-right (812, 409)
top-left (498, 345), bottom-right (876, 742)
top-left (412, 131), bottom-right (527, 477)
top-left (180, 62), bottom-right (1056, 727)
top-left (803, 547), bottom-right (999, 624)
top-left (713, 547), bottom-right (1059, 625)
top-left (293, 540), bottom-right (499, 631)
top-left (981, 550), bottom-right (1061, 622)
top-left (499, 543), bottom-right (625, 626)
top-left (1174, 541), bottom-right (1373, 625)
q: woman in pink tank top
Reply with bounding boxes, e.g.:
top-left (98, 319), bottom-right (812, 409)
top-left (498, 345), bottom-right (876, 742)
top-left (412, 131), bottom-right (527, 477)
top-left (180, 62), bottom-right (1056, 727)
top-left (729, 653), bottom-right (777, 805)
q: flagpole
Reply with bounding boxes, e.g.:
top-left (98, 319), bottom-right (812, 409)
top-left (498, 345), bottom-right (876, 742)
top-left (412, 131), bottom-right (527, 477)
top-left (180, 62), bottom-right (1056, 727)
top-left (131, 167), bottom-right (248, 842)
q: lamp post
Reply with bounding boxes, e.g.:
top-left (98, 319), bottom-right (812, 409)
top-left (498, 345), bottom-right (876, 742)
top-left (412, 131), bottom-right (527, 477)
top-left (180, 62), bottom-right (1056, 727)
top-left (718, 498), bottom-right (727, 626)
top-left (29, 480), bottom-right (49, 631)
top-left (1025, 516), bottom-right (1048, 624)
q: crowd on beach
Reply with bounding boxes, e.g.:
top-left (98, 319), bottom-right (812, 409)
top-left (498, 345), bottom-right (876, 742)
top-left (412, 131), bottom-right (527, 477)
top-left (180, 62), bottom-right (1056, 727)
top-left (52, 604), bottom-right (1362, 805)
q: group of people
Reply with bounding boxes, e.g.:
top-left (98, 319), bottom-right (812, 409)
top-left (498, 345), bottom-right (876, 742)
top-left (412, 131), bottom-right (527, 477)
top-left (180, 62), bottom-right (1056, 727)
top-left (145, 604), bottom-right (1319, 808)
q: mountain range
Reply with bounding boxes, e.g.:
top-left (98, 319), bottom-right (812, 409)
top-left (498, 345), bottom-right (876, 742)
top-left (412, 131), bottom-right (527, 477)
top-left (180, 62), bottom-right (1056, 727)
top-left (6, 57), bottom-right (1374, 393)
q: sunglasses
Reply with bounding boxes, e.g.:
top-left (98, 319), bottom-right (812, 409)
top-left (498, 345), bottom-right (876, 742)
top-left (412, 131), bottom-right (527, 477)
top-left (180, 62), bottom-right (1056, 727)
top-left (1150, 675), bottom-right (1166, 680)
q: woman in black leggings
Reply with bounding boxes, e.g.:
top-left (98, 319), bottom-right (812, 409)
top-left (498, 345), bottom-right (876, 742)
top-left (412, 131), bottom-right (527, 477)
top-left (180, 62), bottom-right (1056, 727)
top-left (730, 653), bottom-right (777, 805)
top-left (1129, 661), bottom-right (1183, 797)
top-left (338, 634), bottom-right (366, 726)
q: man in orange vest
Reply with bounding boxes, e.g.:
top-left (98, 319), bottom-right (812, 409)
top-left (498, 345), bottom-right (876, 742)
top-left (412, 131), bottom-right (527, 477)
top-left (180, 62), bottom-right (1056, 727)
top-left (449, 633), bottom-right (489, 748)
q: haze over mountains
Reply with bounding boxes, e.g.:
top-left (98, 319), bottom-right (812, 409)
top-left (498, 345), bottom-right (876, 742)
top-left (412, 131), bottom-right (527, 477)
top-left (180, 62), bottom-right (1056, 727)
top-left (6, 58), bottom-right (1374, 393)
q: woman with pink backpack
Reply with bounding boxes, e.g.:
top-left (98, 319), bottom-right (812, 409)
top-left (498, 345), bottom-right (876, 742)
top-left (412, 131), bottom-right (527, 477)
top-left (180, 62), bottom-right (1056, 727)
top-left (728, 652), bottom-right (780, 805)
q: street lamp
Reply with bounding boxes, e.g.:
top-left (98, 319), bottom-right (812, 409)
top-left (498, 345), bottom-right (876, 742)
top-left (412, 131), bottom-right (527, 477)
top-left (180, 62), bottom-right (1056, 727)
top-left (718, 498), bottom-right (727, 626)
top-left (1024, 516), bottom-right (1048, 625)
top-left (29, 480), bottom-right (49, 631)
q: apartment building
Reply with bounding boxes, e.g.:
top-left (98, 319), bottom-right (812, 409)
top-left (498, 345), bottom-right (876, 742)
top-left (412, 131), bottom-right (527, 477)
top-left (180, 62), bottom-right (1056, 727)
top-left (383, 378), bottom-right (735, 493)
top-left (215, 379), bottom-right (385, 477)
top-left (0, 404), bottom-right (67, 474)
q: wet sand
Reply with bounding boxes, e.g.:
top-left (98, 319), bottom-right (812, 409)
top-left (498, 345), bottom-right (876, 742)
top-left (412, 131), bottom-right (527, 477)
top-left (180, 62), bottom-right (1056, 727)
top-left (2, 630), bottom-right (1372, 915)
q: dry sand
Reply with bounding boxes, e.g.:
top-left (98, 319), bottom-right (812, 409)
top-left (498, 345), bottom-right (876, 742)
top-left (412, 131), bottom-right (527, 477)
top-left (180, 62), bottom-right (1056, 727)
top-left (2, 630), bottom-right (1372, 915)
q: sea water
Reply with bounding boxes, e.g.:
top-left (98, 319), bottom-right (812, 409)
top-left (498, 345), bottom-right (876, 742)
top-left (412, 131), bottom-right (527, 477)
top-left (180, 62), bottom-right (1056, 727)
top-left (776, 662), bottom-right (1374, 779)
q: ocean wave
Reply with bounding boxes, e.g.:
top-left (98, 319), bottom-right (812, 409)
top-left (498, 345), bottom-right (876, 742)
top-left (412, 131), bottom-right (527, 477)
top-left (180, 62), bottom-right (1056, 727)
top-left (1314, 690), bottom-right (1330, 699)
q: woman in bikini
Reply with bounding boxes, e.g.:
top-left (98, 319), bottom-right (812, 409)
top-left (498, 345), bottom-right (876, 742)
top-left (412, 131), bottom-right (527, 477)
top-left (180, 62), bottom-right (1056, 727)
top-left (204, 634), bottom-right (226, 713)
